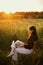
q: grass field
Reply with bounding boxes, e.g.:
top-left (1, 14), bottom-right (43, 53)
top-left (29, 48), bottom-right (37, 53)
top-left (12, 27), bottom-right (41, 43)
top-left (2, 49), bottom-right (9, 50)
top-left (0, 19), bottom-right (43, 65)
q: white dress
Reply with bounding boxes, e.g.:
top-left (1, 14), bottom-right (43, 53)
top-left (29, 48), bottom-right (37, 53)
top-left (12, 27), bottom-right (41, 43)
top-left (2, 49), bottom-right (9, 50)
top-left (10, 40), bottom-right (24, 61)
top-left (10, 40), bottom-right (33, 61)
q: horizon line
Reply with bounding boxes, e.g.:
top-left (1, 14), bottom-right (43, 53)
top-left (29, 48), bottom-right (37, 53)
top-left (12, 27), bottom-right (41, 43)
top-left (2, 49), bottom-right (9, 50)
top-left (0, 11), bottom-right (43, 14)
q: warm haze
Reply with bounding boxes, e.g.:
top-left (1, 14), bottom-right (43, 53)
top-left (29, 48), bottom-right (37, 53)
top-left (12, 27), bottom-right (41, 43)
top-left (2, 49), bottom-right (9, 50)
top-left (0, 0), bottom-right (43, 13)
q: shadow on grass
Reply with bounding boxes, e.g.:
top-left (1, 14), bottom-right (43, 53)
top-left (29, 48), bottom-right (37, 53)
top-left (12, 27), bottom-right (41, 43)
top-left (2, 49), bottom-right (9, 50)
top-left (0, 50), bottom-right (14, 65)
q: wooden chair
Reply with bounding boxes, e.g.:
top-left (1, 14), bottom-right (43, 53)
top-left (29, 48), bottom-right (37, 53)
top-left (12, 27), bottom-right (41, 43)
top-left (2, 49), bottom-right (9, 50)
top-left (17, 41), bottom-right (36, 65)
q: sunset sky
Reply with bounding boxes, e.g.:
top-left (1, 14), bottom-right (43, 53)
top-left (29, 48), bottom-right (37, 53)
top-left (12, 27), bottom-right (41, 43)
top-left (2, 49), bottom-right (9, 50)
top-left (0, 0), bottom-right (43, 13)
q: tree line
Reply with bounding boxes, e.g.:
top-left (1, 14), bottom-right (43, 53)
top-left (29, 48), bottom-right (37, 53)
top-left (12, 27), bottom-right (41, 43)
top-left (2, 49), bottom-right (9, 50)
top-left (0, 12), bottom-right (43, 19)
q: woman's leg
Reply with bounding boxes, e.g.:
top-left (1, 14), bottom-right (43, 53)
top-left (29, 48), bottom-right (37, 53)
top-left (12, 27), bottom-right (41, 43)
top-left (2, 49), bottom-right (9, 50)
top-left (11, 40), bottom-right (24, 61)
top-left (14, 40), bottom-right (24, 47)
top-left (13, 48), bottom-right (33, 62)
top-left (12, 47), bottom-right (33, 63)
top-left (15, 48), bottom-right (33, 54)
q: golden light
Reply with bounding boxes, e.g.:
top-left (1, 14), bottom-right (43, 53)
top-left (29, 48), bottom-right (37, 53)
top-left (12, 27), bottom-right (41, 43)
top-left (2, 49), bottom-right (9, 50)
top-left (0, 0), bottom-right (43, 13)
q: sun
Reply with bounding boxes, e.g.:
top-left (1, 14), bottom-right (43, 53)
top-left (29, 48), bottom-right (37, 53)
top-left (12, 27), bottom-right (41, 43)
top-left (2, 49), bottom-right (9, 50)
top-left (4, 10), bottom-right (15, 14)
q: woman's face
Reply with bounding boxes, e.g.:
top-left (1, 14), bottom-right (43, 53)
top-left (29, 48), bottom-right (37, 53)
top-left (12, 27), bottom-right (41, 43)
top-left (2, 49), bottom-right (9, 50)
top-left (29, 29), bottom-right (33, 35)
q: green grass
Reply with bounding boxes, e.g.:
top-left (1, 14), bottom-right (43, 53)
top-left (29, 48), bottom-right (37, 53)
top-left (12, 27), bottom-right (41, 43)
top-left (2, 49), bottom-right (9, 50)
top-left (0, 19), bottom-right (43, 65)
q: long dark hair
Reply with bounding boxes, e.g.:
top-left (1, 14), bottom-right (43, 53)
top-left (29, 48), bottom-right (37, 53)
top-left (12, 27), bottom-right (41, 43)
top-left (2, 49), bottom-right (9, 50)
top-left (29, 26), bottom-right (38, 41)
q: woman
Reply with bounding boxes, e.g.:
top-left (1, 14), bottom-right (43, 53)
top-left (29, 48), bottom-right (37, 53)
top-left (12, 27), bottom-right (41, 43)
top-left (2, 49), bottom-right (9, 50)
top-left (7, 26), bottom-right (38, 62)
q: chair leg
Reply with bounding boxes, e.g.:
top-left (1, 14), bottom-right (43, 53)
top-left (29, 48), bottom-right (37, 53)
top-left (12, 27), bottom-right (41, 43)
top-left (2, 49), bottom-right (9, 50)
top-left (32, 53), bottom-right (35, 65)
